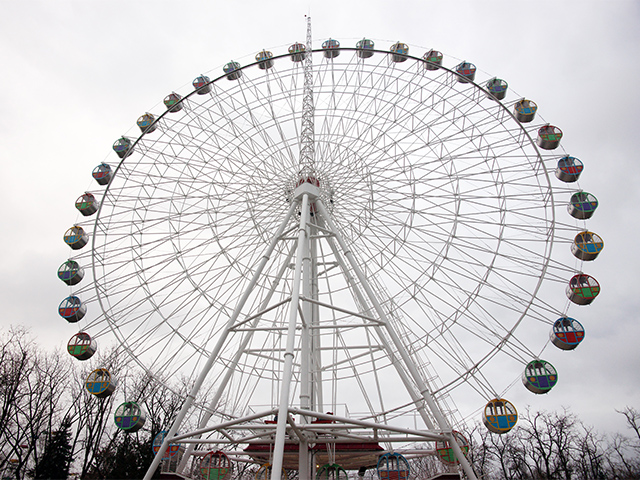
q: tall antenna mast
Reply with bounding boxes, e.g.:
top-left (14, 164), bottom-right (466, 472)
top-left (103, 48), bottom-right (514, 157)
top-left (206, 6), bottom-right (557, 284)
top-left (299, 16), bottom-right (315, 178)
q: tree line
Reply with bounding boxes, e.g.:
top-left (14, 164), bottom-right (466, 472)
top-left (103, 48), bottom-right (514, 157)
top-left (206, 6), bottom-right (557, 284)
top-left (1, 326), bottom-right (638, 479)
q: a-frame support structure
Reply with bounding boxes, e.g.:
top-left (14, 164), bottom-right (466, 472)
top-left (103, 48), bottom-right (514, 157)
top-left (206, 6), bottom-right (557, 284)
top-left (144, 17), bottom-right (478, 480)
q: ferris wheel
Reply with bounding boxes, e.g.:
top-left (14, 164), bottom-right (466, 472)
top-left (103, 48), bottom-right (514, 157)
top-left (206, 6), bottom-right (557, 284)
top-left (58, 20), bottom-right (602, 480)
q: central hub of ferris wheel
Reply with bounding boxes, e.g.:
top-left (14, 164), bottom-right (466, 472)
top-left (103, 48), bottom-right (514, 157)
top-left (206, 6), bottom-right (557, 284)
top-left (293, 176), bottom-right (321, 201)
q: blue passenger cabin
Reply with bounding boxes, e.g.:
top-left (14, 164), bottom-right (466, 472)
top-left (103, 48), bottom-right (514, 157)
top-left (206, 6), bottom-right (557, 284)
top-left (255, 50), bottom-right (274, 69)
top-left (514, 99), bottom-right (537, 123)
top-left (550, 317), bottom-right (585, 350)
top-left (193, 75), bottom-right (212, 94)
top-left (64, 225), bottom-right (88, 250)
top-left (85, 368), bottom-right (116, 398)
top-left (137, 113), bottom-right (156, 133)
top-left (555, 156), bottom-right (583, 182)
top-left (482, 398), bottom-right (518, 434)
top-left (455, 62), bottom-right (476, 83)
top-left (572, 231), bottom-right (604, 261)
top-left (58, 296), bottom-right (86, 323)
top-left (390, 42), bottom-right (409, 62)
top-left (92, 163), bottom-right (112, 185)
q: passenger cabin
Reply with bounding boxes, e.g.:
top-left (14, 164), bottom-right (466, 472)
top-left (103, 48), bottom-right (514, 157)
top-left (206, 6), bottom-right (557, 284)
top-left (152, 430), bottom-right (184, 459)
top-left (200, 450), bottom-right (232, 480)
top-left (514, 99), bottom-right (537, 123)
top-left (522, 360), bottom-right (558, 394)
top-left (85, 368), bottom-right (116, 398)
top-left (193, 75), bottom-right (212, 94)
top-left (114, 401), bottom-right (146, 432)
top-left (486, 78), bottom-right (508, 100)
top-left (223, 61), bottom-right (242, 80)
top-left (567, 191), bottom-right (598, 219)
top-left (317, 464), bottom-right (348, 480)
top-left (423, 50), bottom-right (443, 70)
top-left (455, 61), bottom-right (476, 83)
top-left (92, 163), bottom-right (112, 185)
top-left (75, 193), bottom-right (98, 216)
top-left (555, 156), bottom-right (584, 182)
top-left (435, 431), bottom-right (469, 465)
top-left (67, 332), bottom-right (97, 360)
top-left (572, 231), bottom-right (604, 261)
top-left (289, 43), bottom-right (306, 62)
top-left (58, 296), bottom-right (86, 323)
top-left (137, 113), bottom-right (156, 134)
top-left (482, 398), bottom-right (518, 434)
top-left (566, 274), bottom-right (600, 305)
top-left (58, 260), bottom-right (84, 285)
top-left (255, 50), bottom-right (274, 69)
top-left (112, 137), bottom-right (133, 158)
top-left (550, 317), bottom-right (585, 350)
top-left (390, 42), bottom-right (409, 62)
top-left (537, 125), bottom-right (563, 150)
top-left (356, 39), bottom-right (375, 58)
top-left (377, 452), bottom-right (409, 480)
top-left (322, 39), bottom-right (340, 58)
top-left (64, 225), bottom-right (88, 250)
top-left (164, 92), bottom-right (183, 112)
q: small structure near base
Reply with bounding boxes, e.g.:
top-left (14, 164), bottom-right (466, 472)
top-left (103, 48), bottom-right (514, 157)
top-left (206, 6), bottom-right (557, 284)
top-left (200, 450), bottom-right (232, 480)
top-left (435, 431), bottom-right (469, 465)
top-left (317, 463), bottom-right (348, 480)
top-left (377, 452), bottom-right (409, 480)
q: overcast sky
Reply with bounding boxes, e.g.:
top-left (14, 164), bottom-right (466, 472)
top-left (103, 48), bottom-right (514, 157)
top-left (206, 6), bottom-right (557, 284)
top-left (1, 0), bottom-right (639, 438)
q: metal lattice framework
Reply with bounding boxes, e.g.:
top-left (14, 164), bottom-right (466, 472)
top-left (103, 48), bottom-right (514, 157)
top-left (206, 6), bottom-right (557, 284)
top-left (62, 34), bottom-right (596, 480)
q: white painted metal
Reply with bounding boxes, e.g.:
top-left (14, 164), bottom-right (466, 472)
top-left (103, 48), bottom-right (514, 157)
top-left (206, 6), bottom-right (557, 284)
top-left (65, 28), bottom-right (588, 480)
